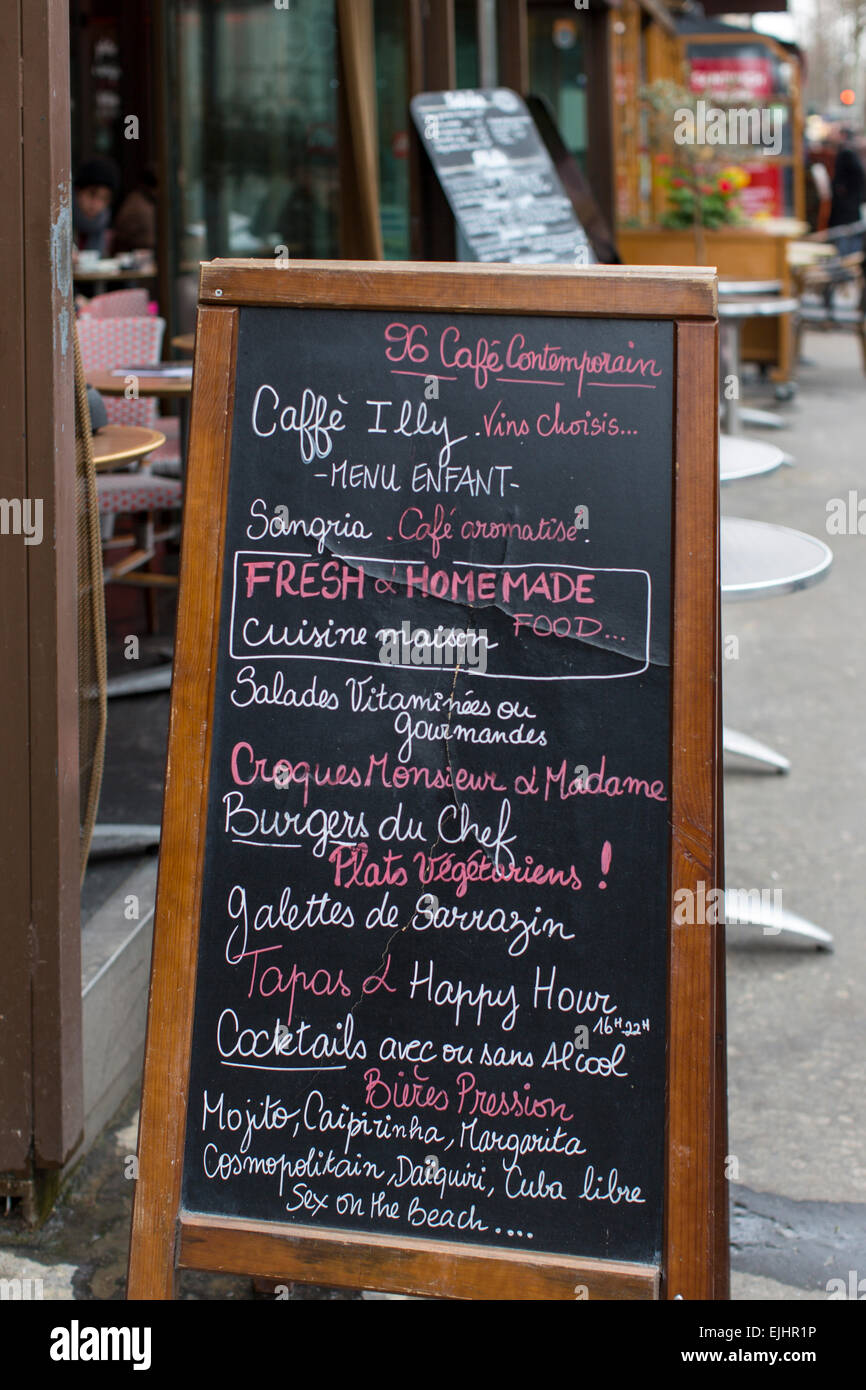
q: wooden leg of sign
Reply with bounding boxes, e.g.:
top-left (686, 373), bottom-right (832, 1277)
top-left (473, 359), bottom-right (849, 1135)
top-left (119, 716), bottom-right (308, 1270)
top-left (127, 305), bottom-right (239, 1299)
top-left (664, 317), bottom-right (725, 1300)
top-left (713, 927), bottom-right (731, 1298)
top-left (714, 663), bottom-right (731, 1300)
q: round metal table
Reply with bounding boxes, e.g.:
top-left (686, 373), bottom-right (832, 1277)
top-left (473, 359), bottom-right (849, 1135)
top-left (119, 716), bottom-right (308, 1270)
top-left (718, 296), bottom-right (799, 435)
top-left (74, 261), bottom-right (157, 289)
top-left (721, 517), bottom-right (833, 599)
top-left (89, 367), bottom-right (192, 474)
top-left (87, 367), bottom-right (192, 399)
top-left (719, 436), bottom-right (788, 484)
top-left (719, 279), bottom-right (784, 296)
top-left (92, 424), bottom-right (166, 471)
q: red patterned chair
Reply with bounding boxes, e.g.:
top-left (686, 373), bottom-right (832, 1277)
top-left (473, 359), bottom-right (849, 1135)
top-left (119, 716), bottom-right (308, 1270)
top-left (78, 288), bottom-right (150, 318)
top-left (95, 459), bottom-right (183, 634)
top-left (79, 317), bottom-right (182, 628)
top-left (78, 314), bottom-right (181, 472)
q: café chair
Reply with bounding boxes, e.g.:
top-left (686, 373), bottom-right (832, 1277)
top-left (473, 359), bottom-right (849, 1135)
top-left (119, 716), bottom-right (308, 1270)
top-left (794, 255), bottom-right (866, 375)
top-left (146, 417), bottom-right (182, 477)
top-left (78, 288), bottom-right (150, 318)
top-left (97, 470), bottom-right (182, 589)
top-left (95, 431), bottom-right (182, 636)
top-left (75, 324), bottom-right (161, 875)
top-left (795, 219), bottom-right (866, 371)
top-left (78, 313), bottom-right (182, 472)
top-left (78, 313), bottom-right (165, 427)
top-left (78, 315), bottom-right (182, 626)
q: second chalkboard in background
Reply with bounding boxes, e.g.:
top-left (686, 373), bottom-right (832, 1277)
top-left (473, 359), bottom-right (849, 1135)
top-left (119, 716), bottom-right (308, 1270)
top-left (411, 88), bottom-right (595, 265)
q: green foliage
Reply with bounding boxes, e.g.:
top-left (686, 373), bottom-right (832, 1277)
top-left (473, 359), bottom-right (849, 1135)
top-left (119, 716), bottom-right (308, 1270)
top-left (641, 79), bottom-right (751, 229)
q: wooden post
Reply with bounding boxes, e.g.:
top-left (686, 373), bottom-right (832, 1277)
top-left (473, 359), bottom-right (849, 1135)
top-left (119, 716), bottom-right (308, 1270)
top-left (153, 0), bottom-right (176, 341)
top-left (407, 0), bottom-right (427, 259)
top-left (408, 0), bottom-right (457, 261)
top-left (0, 0), bottom-right (34, 1179)
top-left (425, 0), bottom-right (457, 91)
top-left (496, 0), bottom-right (528, 94)
top-left (337, 0), bottom-right (385, 261)
top-left (0, 0), bottom-right (82, 1178)
top-left (585, 7), bottom-right (616, 236)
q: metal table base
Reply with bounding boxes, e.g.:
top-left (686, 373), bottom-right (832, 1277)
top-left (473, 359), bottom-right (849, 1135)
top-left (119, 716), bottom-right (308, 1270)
top-left (723, 726), bottom-right (790, 774)
top-left (724, 891), bottom-right (833, 950)
top-left (722, 517), bottom-right (834, 947)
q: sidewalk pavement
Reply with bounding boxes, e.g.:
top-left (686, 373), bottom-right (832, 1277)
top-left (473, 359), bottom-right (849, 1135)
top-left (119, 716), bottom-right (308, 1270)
top-left (721, 328), bottom-right (866, 1298)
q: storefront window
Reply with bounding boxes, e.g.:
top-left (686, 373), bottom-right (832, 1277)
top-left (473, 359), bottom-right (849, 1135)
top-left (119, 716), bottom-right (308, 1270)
top-left (166, 0), bottom-right (340, 326)
top-left (528, 6), bottom-right (588, 169)
top-left (71, 17), bottom-right (123, 167)
top-left (455, 0), bottom-right (480, 89)
top-left (374, 0), bottom-right (410, 259)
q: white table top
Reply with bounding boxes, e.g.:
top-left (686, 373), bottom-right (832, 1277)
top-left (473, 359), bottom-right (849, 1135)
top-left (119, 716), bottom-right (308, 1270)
top-left (74, 263), bottom-right (157, 282)
top-left (718, 296), bottom-right (799, 319)
top-left (719, 436), bottom-right (787, 483)
top-left (721, 517), bottom-right (833, 598)
top-left (718, 279), bottom-right (784, 296)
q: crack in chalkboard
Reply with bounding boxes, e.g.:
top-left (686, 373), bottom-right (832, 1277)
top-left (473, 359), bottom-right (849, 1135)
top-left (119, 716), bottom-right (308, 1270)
top-left (327, 545), bottom-right (658, 667)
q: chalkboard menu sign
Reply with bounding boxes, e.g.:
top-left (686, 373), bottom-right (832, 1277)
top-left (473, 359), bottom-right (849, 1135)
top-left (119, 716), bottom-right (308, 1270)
top-left (129, 262), bottom-right (725, 1302)
top-left (411, 89), bottom-right (594, 265)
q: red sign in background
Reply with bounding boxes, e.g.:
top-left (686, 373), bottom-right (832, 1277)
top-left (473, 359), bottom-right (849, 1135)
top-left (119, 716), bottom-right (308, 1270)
top-left (689, 56), bottom-right (774, 104)
top-left (737, 163), bottom-right (783, 219)
top-left (689, 55), bottom-right (784, 217)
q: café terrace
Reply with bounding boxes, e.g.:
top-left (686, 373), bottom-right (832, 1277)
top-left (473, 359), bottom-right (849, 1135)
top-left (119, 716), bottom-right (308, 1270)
top-left (4, 0), bottom-right (830, 1308)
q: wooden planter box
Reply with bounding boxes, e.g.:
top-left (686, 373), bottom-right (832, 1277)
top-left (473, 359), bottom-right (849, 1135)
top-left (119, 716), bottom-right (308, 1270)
top-left (618, 225), bottom-right (798, 383)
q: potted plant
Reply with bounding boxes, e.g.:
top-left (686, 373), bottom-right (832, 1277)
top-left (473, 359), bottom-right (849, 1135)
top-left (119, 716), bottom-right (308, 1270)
top-left (642, 81), bottom-right (751, 263)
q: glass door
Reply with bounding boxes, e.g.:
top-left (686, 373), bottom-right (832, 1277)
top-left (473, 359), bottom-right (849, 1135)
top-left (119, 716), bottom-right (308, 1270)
top-left (165, 0), bottom-right (341, 328)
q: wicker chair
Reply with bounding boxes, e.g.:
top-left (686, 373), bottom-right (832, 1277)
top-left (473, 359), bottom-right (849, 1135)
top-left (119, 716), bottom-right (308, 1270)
top-left (795, 222), bottom-right (866, 374)
top-left (75, 325), bottom-right (108, 879)
top-left (75, 323), bottom-right (162, 870)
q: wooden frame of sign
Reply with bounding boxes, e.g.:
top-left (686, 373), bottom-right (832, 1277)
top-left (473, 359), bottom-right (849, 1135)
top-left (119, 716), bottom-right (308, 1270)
top-left (128, 260), bottom-right (724, 1302)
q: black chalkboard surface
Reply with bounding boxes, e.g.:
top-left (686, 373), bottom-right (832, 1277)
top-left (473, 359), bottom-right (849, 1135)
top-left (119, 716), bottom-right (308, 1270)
top-left (128, 262), bottom-right (722, 1301)
top-left (181, 305), bottom-right (671, 1261)
top-left (411, 89), bottom-right (595, 265)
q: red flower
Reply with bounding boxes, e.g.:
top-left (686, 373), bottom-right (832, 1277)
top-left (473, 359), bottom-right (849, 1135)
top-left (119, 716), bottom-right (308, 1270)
top-left (718, 178), bottom-right (734, 193)
top-left (656, 153), bottom-right (673, 166)
top-left (671, 177), bottom-right (685, 189)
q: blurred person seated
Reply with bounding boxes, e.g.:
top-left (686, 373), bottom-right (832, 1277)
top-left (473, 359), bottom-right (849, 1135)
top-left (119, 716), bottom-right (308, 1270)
top-left (113, 165), bottom-right (158, 256)
top-left (72, 156), bottom-right (119, 259)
